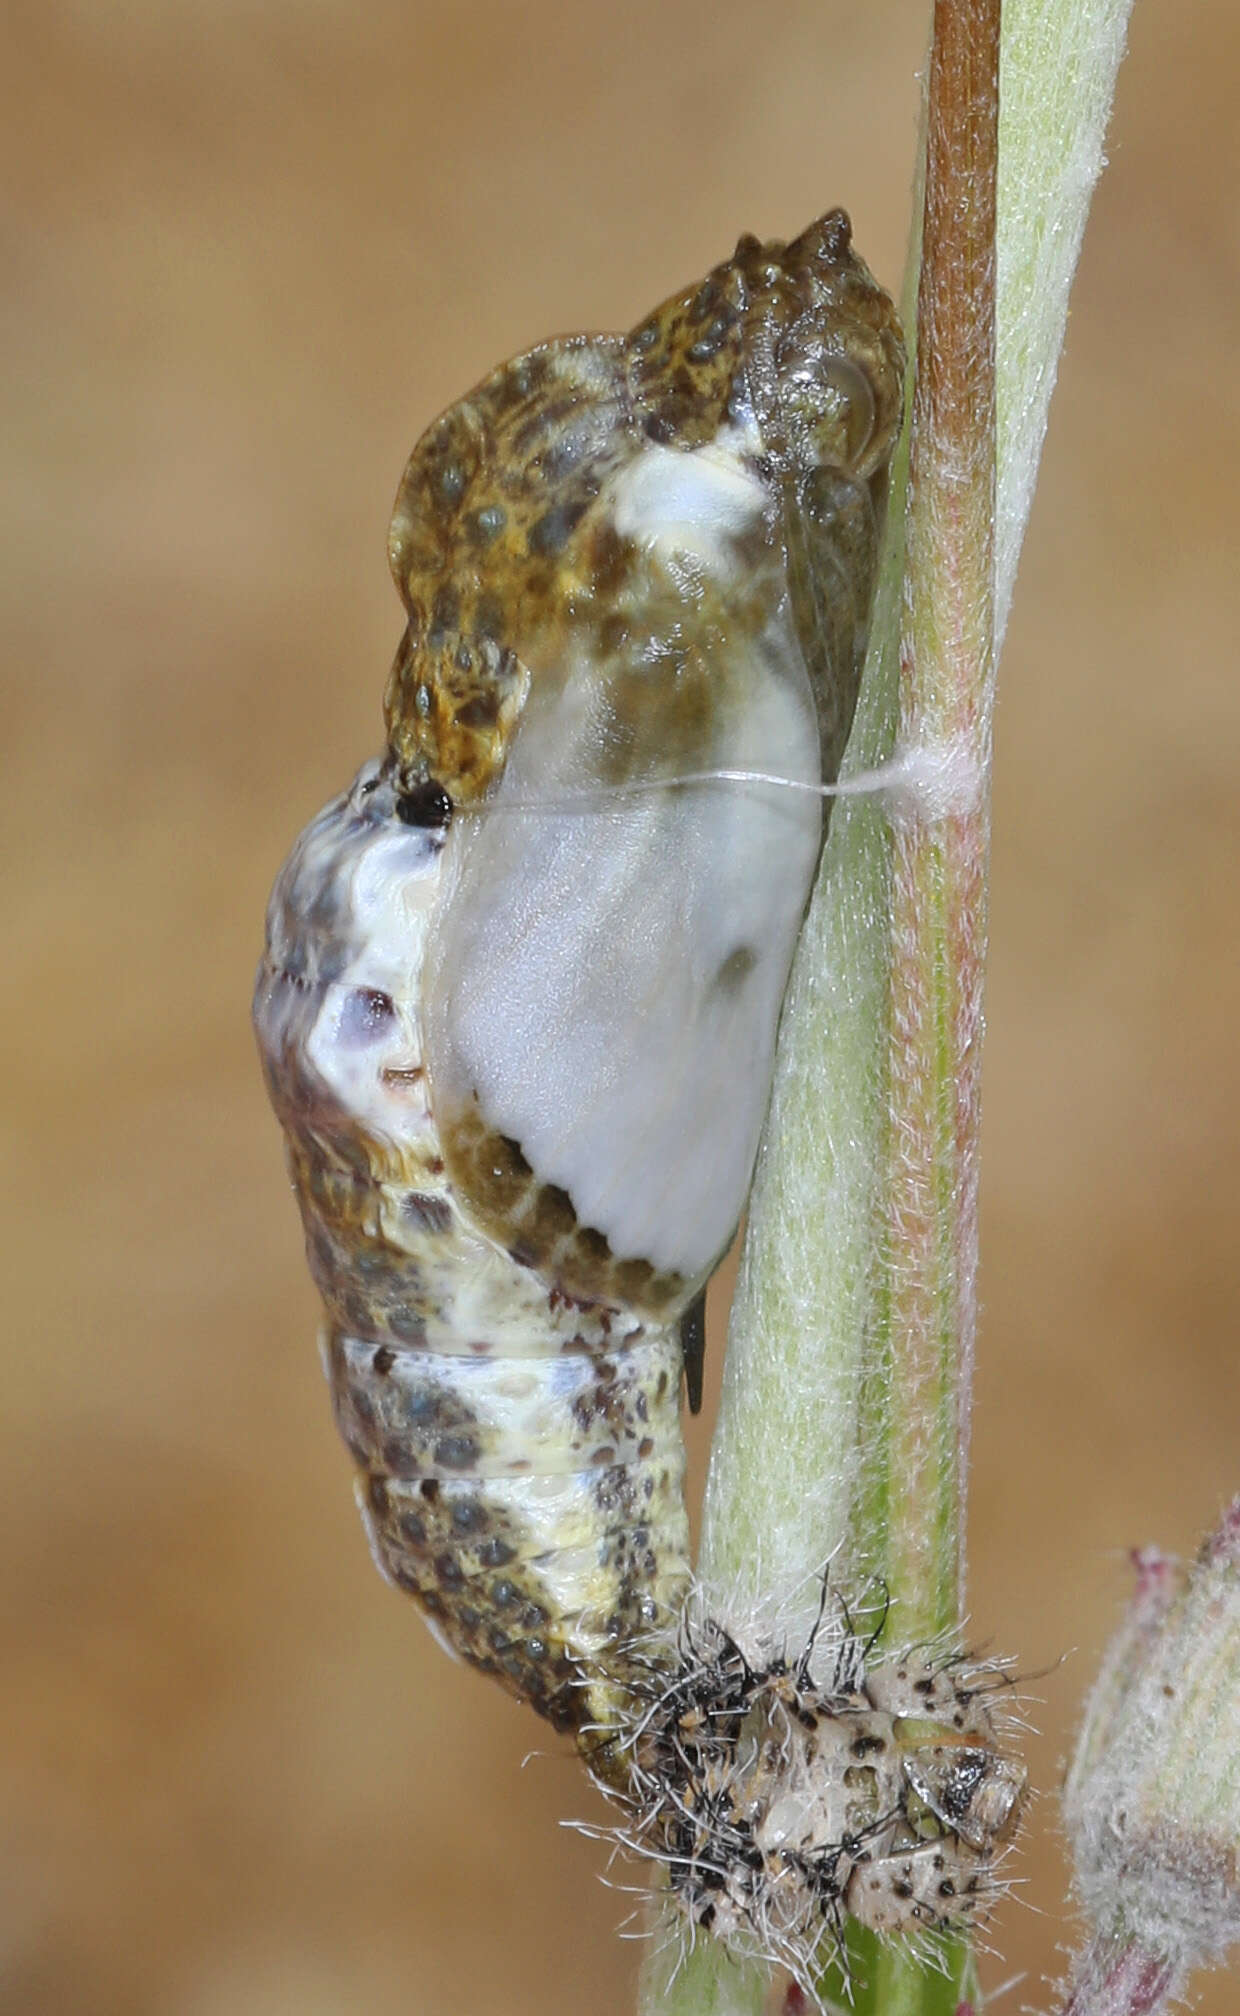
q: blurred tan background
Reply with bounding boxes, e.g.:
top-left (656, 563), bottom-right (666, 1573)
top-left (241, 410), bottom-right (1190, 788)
top-left (3, 1), bottom-right (1238, 2011)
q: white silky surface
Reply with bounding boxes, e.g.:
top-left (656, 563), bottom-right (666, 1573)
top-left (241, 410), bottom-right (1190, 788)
top-left (608, 425), bottom-right (768, 573)
top-left (423, 619), bottom-right (823, 1282)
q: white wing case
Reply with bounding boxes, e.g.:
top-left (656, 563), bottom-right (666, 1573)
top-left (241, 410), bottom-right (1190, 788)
top-left (423, 432), bottom-right (824, 1287)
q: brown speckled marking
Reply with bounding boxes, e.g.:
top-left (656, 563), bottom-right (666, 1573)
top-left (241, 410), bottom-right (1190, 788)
top-left (446, 1107), bottom-right (688, 1317)
top-left (254, 765), bottom-right (691, 1761)
top-left (324, 1314), bottom-right (689, 1757)
top-left (386, 209), bottom-right (903, 808)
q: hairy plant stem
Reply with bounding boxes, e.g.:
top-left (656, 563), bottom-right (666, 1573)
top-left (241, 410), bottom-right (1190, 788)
top-left (860, 0), bottom-right (998, 1642)
top-left (635, 0), bottom-right (1133, 2010)
top-left (822, 3), bottom-right (999, 2007)
top-left (1059, 1935), bottom-right (1179, 2016)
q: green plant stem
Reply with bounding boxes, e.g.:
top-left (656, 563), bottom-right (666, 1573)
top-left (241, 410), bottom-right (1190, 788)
top-left (636, 0), bottom-right (1133, 2008)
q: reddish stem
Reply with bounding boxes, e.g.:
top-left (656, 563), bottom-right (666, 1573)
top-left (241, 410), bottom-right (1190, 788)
top-left (1059, 1936), bottom-right (1178, 2016)
top-left (881, 0), bottom-right (1000, 1633)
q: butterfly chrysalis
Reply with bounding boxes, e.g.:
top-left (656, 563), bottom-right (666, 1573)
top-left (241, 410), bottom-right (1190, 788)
top-left (254, 212), bottom-right (1023, 1985)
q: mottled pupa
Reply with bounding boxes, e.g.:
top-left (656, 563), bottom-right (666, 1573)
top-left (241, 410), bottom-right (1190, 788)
top-left (253, 211), bottom-right (904, 1780)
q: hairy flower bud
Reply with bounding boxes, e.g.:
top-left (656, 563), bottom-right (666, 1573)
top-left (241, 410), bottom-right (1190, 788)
top-left (1062, 1498), bottom-right (1240, 2001)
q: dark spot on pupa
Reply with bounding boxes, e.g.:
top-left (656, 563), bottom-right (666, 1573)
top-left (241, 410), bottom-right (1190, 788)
top-left (455, 689), bottom-right (501, 731)
top-left (598, 610), bottom-right (631, 656)
top-left (527, 496), bottom-right (589, 557)
top-left (474, 590), bottom-right (506, 641)
top-left (494, 1135), bottom-right (533, 1180)
top-left (420, 1479), bottom-right (440, 1503)
top-left (477, 1537), bottom-right (515, 1568)
top-left (402, 1192), bottom-right (451, 1235)
top-left (470, 503), bottom-right (507, 543)
top-left (713, 945), bottom-right (758, 993)
top-left (396, 780), bottom-right (453, 829)
top-left (430, 580), bottom-right (460, 633)
top-left (341, 1290), bottom-right (377, 1336)
top-left (528, 1183), bottom-right (578, 1241)
top-left (433, 459), bottom-right (467, 506)
top-left (687, 314), bottom-right (732, 363)
top-left (450, 1499), bottom-right (484, 1533)
top-left (643, 410), bottom-right (679, 445)
top-left (339, 987), bottom-right (396, 1043)
top-left (613, 1256), bottom-right (654, 1302)
top-left (372, 1345), bottom-right (396, 1376)
top-left (587, 523), bottom-right (629, 598)
top-left (534, 428), bottom-right (583, 488)
top-left (433, 1434), bottom-right (479, 1471)
top-left (505, 353), bottom-right (547, 402)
